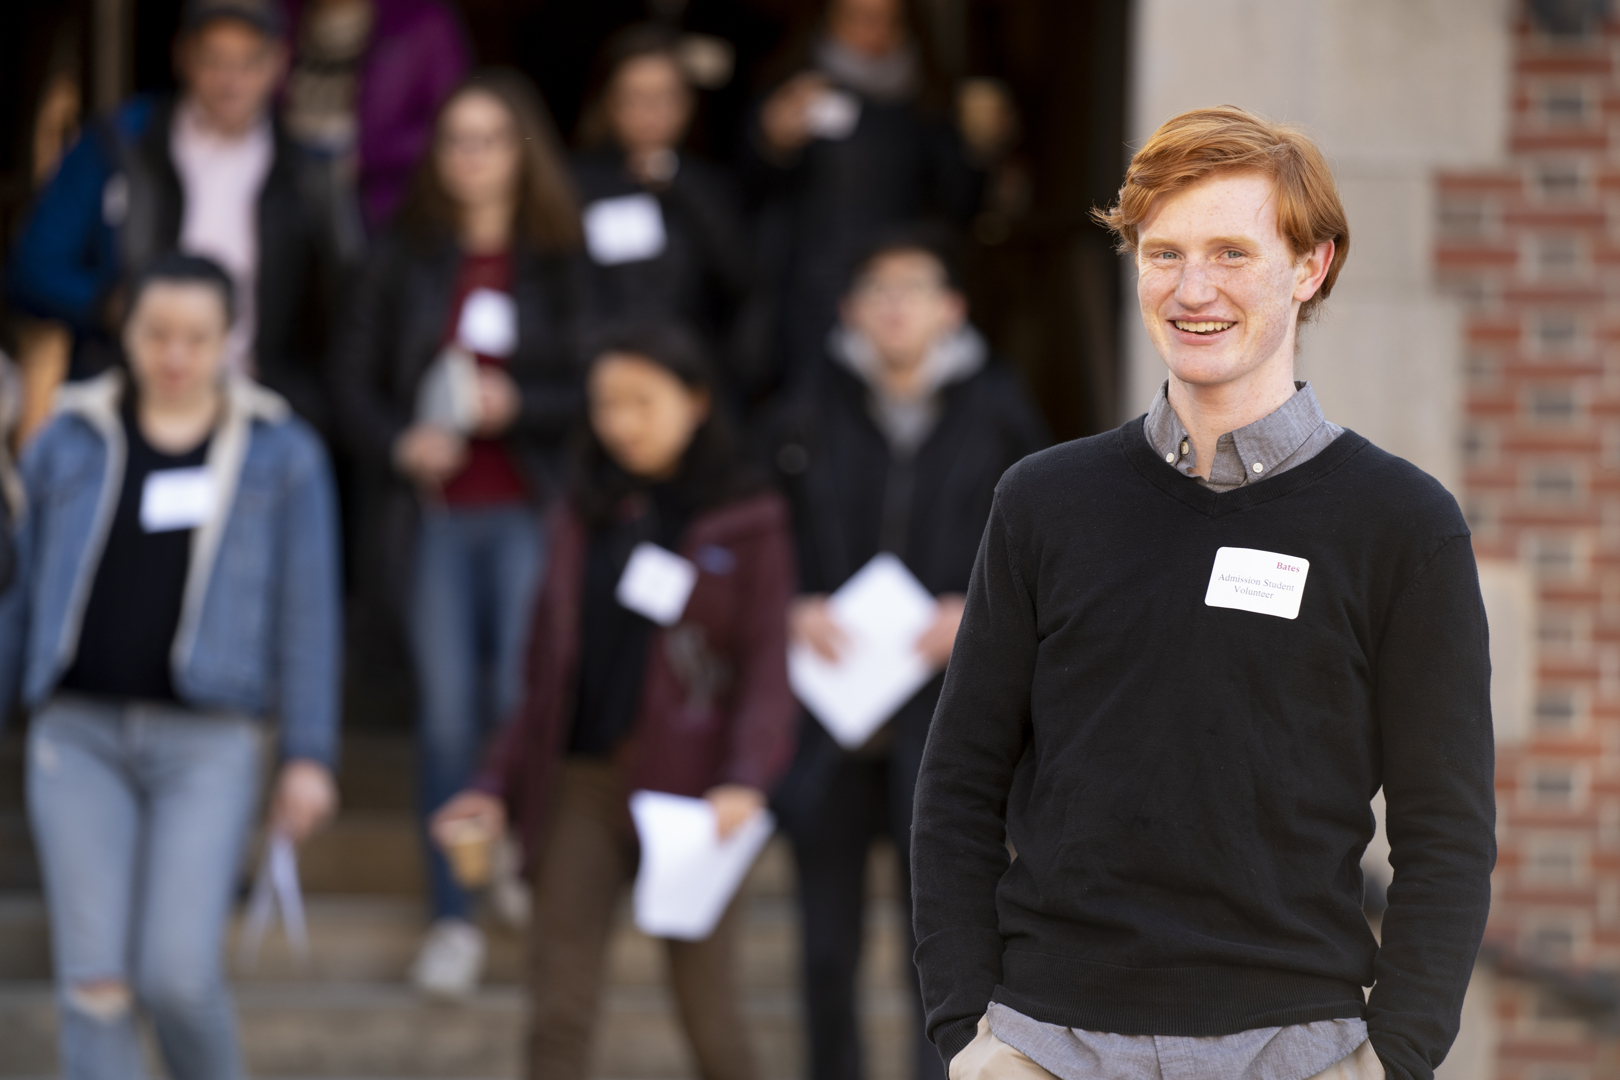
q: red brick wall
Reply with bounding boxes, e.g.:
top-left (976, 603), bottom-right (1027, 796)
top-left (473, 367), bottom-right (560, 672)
top-left (1441, 9), bottom-right (1620, 1077)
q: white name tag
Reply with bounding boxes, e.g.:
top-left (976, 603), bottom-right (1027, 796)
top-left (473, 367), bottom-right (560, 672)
top-left (583, 194), bottom-right (668, 266)
top-left (140, 467), bottom-right (215, 533)
top-left (1204, 546), bottom-right (1310, 620)
top-left (456, 288), bottom-right (517, 358)
top-left (617, 542), bottom-right (698, 627)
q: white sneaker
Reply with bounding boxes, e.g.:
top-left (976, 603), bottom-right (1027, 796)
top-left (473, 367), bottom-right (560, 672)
top-left (489, 835), bottom-right (531, 930)
top-left (410, 918), bottom-right (486, 999)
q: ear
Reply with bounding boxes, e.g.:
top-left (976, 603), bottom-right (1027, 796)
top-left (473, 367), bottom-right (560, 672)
top-left (942, 290), bottom-right (968, 328)
top-left (1294, 239), bottom-right (1335, 303)
top-left (690, 387), bottom-right (713, 426)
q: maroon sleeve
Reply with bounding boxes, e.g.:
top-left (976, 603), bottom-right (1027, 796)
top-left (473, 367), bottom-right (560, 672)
top-left (717, 498), bottom-right (799, 792)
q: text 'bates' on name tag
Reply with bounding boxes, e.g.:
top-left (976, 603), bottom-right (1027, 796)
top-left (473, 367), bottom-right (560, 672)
top-left (617, 542), bottom-right (699, 627)
top-left (141, 467), bottom-right (215, 533)
top-left (584, 194), bottom-right (668, 266)
top-left (1204, 546), bottom-right (1311, 620)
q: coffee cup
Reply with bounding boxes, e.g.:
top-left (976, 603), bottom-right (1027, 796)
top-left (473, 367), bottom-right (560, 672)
top-left (439, 817), bottom-right (495, 889)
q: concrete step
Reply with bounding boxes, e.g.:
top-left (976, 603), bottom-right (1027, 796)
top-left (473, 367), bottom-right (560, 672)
top-left (0, 979), bottom-right (921, 1079)
top-left (0, 890), bottom-right (910, 993)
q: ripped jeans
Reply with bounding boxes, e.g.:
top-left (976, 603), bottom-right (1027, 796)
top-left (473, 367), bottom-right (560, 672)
top-left (26, 695), bottom-right (264, 1080)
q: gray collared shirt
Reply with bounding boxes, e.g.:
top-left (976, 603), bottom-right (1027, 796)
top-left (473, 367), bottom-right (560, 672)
top-left (986, 380), bottom-right (1365, 1080)
top-left (1143, 380), bottom-right (1343, 492)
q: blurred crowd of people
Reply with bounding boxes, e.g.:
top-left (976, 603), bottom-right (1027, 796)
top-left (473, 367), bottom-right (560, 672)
top-left (0, 0), bottom-right (1046, 1077)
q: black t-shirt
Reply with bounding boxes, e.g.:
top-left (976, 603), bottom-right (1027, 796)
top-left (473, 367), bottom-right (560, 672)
top-left (61, 400), bottom-right (212, 701)
top-left (568, 483), bottom-right (692, 757)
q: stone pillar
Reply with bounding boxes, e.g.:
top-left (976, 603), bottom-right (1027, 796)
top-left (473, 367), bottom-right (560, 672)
top-left (1122, 0), bottom-right (1511, 494)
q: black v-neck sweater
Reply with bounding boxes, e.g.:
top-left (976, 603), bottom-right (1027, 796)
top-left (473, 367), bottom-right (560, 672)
top-left (911, 419), bottom-right (1496, 1080)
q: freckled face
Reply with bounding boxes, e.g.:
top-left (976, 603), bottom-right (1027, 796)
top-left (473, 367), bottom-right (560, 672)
top-left (1136, 170), bottom-right (1325, 391)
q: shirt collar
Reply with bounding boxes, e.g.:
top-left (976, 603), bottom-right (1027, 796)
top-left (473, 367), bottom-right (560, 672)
top-left (1142, 380), bottom-right (1330, 487)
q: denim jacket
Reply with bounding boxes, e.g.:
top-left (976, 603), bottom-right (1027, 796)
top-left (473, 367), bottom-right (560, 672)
top-left (0, 371), bottom-right (343, 765)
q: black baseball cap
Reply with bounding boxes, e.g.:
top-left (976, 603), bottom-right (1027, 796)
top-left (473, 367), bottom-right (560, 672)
top-left (179, 0), bottom-right (285, 38)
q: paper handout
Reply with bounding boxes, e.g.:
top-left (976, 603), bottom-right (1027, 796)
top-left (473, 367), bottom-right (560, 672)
top-left (787, 553), bottom-right (939, 750)
top-left (805, 89), bottom-right (861, 140)
top-left (414, 345), bottom-right (482, 433)
top-left (584, 194), bottom-right (668, 265)
top-left (630, 790), bottom-right (775, 941)
top-left (238, 833), bottom-right (309, 969)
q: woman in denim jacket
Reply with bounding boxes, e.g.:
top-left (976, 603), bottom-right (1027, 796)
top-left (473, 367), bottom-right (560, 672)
top-left (0, 254), bottom-right (343, 1080)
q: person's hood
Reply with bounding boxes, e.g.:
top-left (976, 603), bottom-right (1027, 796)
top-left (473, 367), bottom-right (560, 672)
top-left (829, 324), bottom-right (986, 456)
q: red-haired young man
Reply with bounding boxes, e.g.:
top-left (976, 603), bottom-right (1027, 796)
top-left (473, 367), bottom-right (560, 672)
top-left (910, 105), bottom-right (1494, 1080)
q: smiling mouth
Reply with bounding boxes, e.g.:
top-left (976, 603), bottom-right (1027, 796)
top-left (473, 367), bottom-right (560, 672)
top-left (1172, 320), bottom-right (1235, 334)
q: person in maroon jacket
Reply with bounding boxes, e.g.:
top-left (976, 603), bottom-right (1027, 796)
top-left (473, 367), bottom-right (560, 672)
top-left (432, 322), bottom-right (798, 1080)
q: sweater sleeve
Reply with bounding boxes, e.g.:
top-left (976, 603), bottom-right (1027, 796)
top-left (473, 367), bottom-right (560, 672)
top-left (272, 430), bottom-right (344, 767)
top-left (1366, 534), bottom-right (1496, 1080)
top-left (326, 245), bottom-right (411, 467)
top-left (911, 487), bottom-right (1038, 1066)
top-left (5, 130), bottom-right (118, 331)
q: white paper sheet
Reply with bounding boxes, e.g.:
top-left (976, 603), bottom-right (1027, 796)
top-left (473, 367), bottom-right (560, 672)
top-left (414, 345), bottom-right (483, 433)
top-left (141, 467), bottom-right (215, 533)
top-left (787, 553), bottom-right (938, 749)
top-left (630, 790), bottom-right (775, 941)
top-left (617, 542), bottom-right (699, 626)
top-left (456, 287), bottom-right (517, 358)
top-left (584, 193), bottom-right (668, 266)
top-left (805, 89), bottom-right (861, 140)
top-left (238, 833), bottom-right (309, 969)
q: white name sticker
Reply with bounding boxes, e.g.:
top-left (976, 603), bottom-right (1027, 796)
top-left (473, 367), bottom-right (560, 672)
top-left (617, 542), bottom-right (699, 627)
top-left (1204, 546), bottom-right (1311, 620)
top-left (140, 467), bottom-right (215, 533)
top-left (583, 194), bottom-right (668, 266)
top-left (456, 288), bottom-right (517, 358)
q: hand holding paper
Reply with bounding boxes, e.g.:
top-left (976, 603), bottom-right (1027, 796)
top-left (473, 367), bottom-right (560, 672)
top-left (630, 790), bottom-right (775, 941)
top-left (787, 554), bottom-right (941, 750)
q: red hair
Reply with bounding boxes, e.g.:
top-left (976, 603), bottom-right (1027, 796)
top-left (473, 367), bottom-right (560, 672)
top-left (1095, 105), bottom-right (1350, 323)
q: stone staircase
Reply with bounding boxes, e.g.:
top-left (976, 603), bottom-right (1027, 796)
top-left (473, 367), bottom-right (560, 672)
top-left (0, 728), bottom-right (920, 1079)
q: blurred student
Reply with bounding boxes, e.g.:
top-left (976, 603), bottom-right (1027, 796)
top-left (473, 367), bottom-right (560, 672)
top-left (282, 0), bottom-right (471, 235)
top-left (5, 0), bottom-right (342, 431)
top-left (744, 0), bottom-right (1011, 385)
top-left (572, 25), bottom-right (753, 389)
top-left (328, 70), bottom-right (582, 998)
top-left (0, 253), bottom-right (341, 1080)
top-left (433, 324), bottom-right (797, 1080)
top-left (765, 231), bottom-right (1045, 1080)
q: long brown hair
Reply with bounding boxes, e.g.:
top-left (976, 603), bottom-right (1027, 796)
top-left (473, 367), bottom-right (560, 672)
top-left (399, 68), bottom-right (583, 251)
top-left (574, 23), bottom-right (692, 149)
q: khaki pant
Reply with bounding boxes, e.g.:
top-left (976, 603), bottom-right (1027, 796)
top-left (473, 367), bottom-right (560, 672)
top-left (527, 761), bottom-right (758, 1080)
top-left (948, 1015), bottom-right (1387, 1080)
